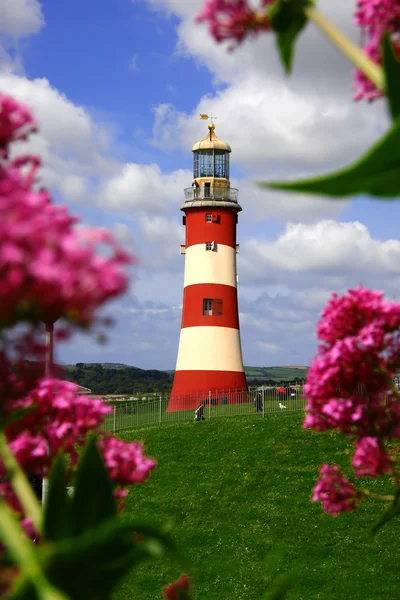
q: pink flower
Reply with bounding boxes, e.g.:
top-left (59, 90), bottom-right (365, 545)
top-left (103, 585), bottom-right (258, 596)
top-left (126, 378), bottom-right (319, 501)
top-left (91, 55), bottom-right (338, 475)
top-left (163, 575), bottom-right (191, 600)
top-left (97, 436), bottom-right (157, 487)
top-left (196, 0), bottom-right (272, 46)
top-left (352, 436), bottom-right (394, 477)
top-left (0, 93), bottom-right (36, 157)
top-left (304, 287), bottom-right (400, 437)
top-left (317, 287), bottom-right (394, 345)
top-left (0, 378), bottom-right (112, 485)
top-left (312, 464), bottom-right (362, 516)
top-left (0, 95), bottom-right (133, 329)
top-left (354, 0), bottom-right (400, 101)
top-left (8, 433), bottom-right (48, 476)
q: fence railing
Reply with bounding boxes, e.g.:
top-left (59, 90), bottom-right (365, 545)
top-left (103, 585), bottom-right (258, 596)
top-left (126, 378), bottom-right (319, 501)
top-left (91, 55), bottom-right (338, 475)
top-left (183, 186), bottom-right (239, 203)
top-left (102, 385), bottom-right (306, 434)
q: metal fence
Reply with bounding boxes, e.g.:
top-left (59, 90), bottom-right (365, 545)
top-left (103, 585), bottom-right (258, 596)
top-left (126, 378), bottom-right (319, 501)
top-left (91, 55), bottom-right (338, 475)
top-left (102, 385), bottom-right (306, 434)
top-left (183, 186), bottom-right (239, 203)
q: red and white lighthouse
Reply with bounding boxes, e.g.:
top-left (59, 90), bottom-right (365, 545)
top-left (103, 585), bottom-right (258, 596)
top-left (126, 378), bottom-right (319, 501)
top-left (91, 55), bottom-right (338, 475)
top-left (168, 121), bottom-right (248, 411)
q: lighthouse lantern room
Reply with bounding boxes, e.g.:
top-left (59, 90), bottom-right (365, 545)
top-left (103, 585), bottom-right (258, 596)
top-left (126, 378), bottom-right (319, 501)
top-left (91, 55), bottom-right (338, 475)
top-left (168, 121), bottom-right (248, 412)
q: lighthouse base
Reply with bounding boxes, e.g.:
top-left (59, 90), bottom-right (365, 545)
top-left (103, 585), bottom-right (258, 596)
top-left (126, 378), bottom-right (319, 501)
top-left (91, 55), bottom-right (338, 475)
top-left (168, 370), bottom-right (248, 412)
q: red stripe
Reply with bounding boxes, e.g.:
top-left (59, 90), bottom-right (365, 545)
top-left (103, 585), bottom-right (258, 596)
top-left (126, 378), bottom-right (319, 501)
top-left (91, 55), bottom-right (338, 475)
top-left (181, 283), bottom-right (239, 329)
top-left (168, 370), bottom-right (248, 411)
top-left (185, 207), bottom-right (237, 249)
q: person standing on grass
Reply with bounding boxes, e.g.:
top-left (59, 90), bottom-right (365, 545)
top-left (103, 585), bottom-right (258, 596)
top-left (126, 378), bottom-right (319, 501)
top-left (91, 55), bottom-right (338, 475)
top-left (194, 402), bottom-right (205, 421)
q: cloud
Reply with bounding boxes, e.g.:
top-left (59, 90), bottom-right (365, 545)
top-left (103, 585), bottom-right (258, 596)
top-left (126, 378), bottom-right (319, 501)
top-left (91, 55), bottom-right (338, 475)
top-left (98, 162), bottom-right (191, 213)
top-left (239, 220), bottom-right (400, 291)
top-left (0, 72), bottom-right (114, 202)
top-left (147, 0), bottom-right (388, 183)
top-left (237, 180), bottom-right (347, 224)
top-left (0, 0), bottom-right (44, 40)
top-left (135, 215), bottom-right (183, 272)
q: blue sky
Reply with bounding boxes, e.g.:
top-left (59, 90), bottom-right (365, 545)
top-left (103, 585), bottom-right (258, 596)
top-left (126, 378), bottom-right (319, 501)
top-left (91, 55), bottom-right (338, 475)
top-left (1, 0), bottom-right (400, 370)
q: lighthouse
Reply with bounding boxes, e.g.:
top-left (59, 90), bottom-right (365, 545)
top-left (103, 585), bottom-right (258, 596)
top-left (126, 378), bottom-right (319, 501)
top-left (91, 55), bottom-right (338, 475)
top-left (168, 120), bottom-right (248, 412)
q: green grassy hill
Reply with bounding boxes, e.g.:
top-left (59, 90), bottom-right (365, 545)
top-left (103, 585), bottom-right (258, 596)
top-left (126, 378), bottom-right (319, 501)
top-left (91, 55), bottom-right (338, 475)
top-left (116, 413), bottom-right (400, 600)
top-left (244, 366), bottom-right (308, 382)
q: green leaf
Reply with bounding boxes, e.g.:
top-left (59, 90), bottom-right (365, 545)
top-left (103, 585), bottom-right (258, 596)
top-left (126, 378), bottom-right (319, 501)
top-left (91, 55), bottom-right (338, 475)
top-left (44, 519), bottom-right (176, 600)
top-left (383, 33), bottom-right (400, 121)
top-left (0, 405), bottom-right (37, 430)
top-left (0, 500), bottom-right (68, 600)
top-left (269, 0), bottom-right (312, 73)
top-left (43, 455), bottom-right (72, 542)
top-left (371, 488), bottom-right (400, 536)
top-left (70, 437), bottom-right (117, 537)
top-left (259, 117), bottom-right (400, 198)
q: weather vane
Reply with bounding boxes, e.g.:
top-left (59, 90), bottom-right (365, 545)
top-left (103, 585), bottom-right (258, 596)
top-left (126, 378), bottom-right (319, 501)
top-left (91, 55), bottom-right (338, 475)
top-left (199, 113), bottom-right (217, 125)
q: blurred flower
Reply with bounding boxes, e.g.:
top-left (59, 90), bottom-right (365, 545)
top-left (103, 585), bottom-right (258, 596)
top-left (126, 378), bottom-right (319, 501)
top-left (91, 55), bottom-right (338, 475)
top-left (163, 575), bottom-right (191, 600)
top-left (354, 0), bottom-right (400, 100)
top-left (352, 436), bottom-right (394, 477)
top-left (312, 464), bottom-right (362, 516)
top-left (196, 0), bottom-right (273, 47)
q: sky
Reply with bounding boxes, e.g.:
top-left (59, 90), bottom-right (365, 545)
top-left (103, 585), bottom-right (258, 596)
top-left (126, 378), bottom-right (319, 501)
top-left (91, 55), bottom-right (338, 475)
top-left (1, 0), bottom-right (400, 370)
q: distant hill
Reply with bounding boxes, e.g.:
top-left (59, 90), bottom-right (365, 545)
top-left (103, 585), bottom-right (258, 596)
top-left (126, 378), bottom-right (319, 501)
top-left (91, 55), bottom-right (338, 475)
top-left (65, 363), bottom-right (172, 395)
top-left (63, 363), bottom-right (308, 395)
top-left (244, 366), bottom-right (308, 382)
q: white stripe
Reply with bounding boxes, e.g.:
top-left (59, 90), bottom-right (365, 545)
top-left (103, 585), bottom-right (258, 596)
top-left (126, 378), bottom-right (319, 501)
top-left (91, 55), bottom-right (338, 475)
top-left (184, 243), bottom-right (237, 288)
top-left (175, 326), bottom-right (245, 372)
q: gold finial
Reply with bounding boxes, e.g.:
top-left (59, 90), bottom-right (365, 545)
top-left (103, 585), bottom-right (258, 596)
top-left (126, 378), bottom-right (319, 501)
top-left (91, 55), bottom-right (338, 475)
top-left (199, 113), bottom-right (217, 126)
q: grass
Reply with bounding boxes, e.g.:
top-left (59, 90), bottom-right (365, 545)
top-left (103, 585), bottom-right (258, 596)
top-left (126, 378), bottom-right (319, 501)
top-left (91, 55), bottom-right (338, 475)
top-left (245, 367), bottom-right (308, 381)
top-left (102, 395), bottom-right (306, 433)
top-left (114, 413), bottom-right (400, 600)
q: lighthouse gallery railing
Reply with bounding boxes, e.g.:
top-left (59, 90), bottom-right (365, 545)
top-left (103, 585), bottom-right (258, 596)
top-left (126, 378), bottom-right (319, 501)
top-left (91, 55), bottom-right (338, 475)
top-left (183, 186), bottom-right (239, 202)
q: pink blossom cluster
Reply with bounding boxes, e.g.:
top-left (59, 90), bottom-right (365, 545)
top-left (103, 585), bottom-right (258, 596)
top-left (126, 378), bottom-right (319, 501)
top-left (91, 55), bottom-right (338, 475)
top-left (354, 0), bottom-right (400, 100)
top-left (196, 0), bottom-right (273, 46)
top-left (0, 92), bottom-right (132, 328)
top-left (97, 436), bottom-right (157, 492)
top-left (0, 93), bottom-right (36, 156)
top-left (0, 92), bottom-right (157, 524)
top-left (304, 287), bottom-right (400, 436)
top-left (0, 378), bottom-right (157, 511)
top-left (306, 287), bottom-right (400, 515)
top-left (312, 464), bottom-right (362, 516)
top-left (163, 575), bottom-right (191, 600)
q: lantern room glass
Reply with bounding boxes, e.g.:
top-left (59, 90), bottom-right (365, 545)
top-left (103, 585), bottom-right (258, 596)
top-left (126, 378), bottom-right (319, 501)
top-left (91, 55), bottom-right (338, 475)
top-left (193, 150), bottom-right (229, 179)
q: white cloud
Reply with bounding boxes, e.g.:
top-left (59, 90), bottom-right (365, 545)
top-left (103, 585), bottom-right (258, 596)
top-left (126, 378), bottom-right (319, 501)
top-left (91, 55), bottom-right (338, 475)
top-left (99, 162), bottom-right (191, 213)
top-left (0, 73), bottom-right (114, 203)
top-left (0, 0), bottom-right (44, 40)
top-left (239, 220), bottom-right (400, 289)
top-left (135, 215), bottom-right (183, 271)
top-left (237, 180), bottom-right (347, 223)
top-left (147, 0), bottom-right (388, 183)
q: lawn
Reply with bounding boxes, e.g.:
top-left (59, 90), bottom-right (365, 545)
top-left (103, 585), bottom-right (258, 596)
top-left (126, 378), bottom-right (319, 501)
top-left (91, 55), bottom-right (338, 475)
top-left (103, 393), bottom-right (306, 433)
top-left (114, 413), bottom-right (400, 600)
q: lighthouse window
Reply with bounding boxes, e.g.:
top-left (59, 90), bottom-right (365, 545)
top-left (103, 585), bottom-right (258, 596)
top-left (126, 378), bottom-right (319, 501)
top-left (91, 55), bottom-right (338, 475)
top-left (214, 151), bottom-right (229, 179)
top-left (203, 298), bottom-right (223, 316)
top-left (205, 242), bottom-right (216, 251)
top-left (206, 214), bottom-right (212, 222)
top-left (200, 151), bottom-right (214, 177)
top-left (203, 299), bottom-right (213, 315)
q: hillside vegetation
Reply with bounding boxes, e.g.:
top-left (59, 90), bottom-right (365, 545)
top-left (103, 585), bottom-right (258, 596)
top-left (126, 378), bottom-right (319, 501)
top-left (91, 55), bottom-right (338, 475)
top-left (115, 413), bottom-right (400, 600)
top-left (64, 364), bottom-right (308, 394)
top-left (65, 363), bottom-right (172, 394)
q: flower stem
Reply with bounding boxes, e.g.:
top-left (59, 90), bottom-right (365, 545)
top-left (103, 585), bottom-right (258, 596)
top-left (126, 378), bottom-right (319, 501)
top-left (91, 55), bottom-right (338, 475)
top-left (363, 489), bottom-right (395, 501)
top-left (0, 499), bottom-right (67, 600)
top-left (305, 6), bottom-right (384, 92)
top-left (0, 431), bottom-right (42, 532)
